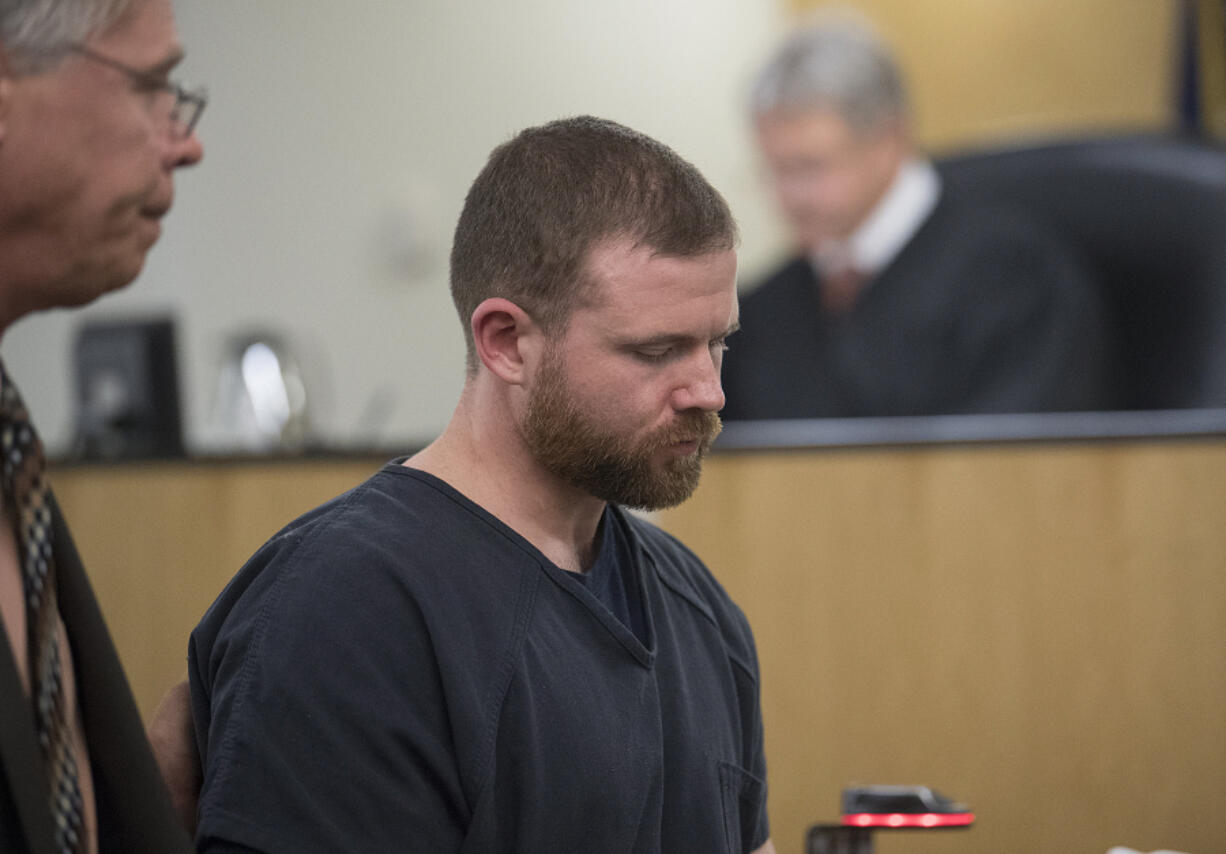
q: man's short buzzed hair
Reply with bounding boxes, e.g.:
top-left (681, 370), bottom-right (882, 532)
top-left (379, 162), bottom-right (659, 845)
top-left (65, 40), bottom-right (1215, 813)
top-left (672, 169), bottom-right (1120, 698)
top-left (450, 115), bottom-right (738, 373)
top-left (0, 0), bottom-right (140, 73)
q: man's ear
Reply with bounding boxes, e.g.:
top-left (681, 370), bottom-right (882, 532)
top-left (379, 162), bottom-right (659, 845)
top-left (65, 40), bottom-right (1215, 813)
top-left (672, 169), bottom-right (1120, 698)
top-left (471, 297), bottom-right (543, 385)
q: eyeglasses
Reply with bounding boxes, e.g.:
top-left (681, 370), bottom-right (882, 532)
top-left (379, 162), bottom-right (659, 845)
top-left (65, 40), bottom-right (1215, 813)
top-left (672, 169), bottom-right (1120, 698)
top-left (68, 44), bottom-right (207, 138)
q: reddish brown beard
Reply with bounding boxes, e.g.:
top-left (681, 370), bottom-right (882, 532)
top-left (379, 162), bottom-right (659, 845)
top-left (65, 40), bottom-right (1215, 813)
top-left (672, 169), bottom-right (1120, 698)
top-left (522, 351), bottom-right (722, 510)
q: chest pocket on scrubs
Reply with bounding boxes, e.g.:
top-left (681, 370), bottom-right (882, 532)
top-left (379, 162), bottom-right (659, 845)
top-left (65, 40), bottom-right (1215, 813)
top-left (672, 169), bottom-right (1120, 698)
top-left (719, 761), bottom-right (766, 853)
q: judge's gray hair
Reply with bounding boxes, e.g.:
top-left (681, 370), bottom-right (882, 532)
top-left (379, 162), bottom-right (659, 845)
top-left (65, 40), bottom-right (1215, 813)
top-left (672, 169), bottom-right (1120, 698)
top-left (0, 0), bottom-right (140, 72)
top-left (750, 12), bottom-right (909, 136)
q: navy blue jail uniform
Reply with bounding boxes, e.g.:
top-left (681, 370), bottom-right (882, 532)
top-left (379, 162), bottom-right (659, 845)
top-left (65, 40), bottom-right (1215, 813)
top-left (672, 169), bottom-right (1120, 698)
top-left (191, 461), bottom-right (769, 853)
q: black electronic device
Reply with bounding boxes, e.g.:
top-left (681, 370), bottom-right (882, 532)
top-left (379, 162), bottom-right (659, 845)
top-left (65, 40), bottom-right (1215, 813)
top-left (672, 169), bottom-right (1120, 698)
top-left (840, 784), bottom-right (974, 829)
top-left (73, 317), bottom-right (184, 459)
top-left (808, 784), bottom-right (974, 854)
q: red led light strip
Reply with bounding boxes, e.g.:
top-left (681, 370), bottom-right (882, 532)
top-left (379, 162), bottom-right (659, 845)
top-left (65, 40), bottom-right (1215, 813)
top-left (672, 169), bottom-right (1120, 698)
top-left (842, 812), bottom-right (975, 829)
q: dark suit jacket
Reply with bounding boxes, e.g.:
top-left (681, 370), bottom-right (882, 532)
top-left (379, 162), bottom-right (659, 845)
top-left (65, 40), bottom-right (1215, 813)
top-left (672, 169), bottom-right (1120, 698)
top-left (721, 187), bottom-right (1119, 419)
top-left (0, 494), bottom-right (192, 854)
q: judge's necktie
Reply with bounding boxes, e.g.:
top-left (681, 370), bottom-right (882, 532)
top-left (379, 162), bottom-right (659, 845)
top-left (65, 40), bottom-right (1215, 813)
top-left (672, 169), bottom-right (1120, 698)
top-left (821, 265), bottom-right (866, 315)
top-left (0, 363), bottom-right (85, 854)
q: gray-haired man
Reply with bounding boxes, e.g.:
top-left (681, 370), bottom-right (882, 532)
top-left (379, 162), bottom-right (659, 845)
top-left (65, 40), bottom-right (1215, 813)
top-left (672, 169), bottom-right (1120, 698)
top-left (0, 1), bottom-right (203, 851)
top-left (722, 14), bottom-right (1114, 419)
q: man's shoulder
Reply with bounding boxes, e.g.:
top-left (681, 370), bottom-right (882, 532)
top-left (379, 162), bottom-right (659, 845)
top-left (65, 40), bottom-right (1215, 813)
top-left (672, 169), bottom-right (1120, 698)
top-left (192, 463), bottom-right (538, 659)
top-left (921, 182), bottom-right (1072, 251)
top-left (190, 465), bottom-right (544, 854)
top-left (890, 184), bottom-right (1095, 306)
top-left (246, 463), bottom-right (535, 574)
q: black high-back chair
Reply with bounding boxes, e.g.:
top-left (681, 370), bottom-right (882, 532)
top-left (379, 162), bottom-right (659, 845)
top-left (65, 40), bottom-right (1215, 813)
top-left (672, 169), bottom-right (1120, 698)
top-left (937, 134), bottom-right (1226, 410)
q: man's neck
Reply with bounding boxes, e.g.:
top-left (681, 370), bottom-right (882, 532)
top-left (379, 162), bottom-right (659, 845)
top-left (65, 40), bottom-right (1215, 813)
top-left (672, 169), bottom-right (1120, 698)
top-left (813, 157), bottom-right (941, 277)
top-left (407, 388), bottom-right (607, 573)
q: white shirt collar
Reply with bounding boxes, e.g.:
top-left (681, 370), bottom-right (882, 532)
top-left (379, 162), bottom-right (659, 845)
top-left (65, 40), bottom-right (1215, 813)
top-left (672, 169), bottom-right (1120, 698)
top-left (812, 157), bottom-right (941, 277)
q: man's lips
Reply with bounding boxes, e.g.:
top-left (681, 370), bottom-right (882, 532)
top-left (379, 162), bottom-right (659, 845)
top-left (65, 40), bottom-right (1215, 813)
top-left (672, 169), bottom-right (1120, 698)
top-left (141, 192), bottom-right (174, 218)
top-left (670, 437), bottom-right (701, 455)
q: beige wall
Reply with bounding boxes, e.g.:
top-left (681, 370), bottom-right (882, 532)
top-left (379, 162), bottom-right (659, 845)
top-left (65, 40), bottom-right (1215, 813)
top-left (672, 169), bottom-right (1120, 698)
top-left (791, 0), bottom-right (1178, 151)
top-left (3, 0), bottom-right (788, 456)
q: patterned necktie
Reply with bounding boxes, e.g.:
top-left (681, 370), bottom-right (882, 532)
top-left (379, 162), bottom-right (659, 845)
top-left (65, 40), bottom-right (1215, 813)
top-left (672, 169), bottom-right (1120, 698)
top-left (0, 363), bottom-right (86, 854)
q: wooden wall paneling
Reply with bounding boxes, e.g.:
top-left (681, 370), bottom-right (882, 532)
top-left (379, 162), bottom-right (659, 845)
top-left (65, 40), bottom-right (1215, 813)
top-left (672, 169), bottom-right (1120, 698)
top-left (45, 440), bottom-right (1226, 853)
top-left (783, 0), bottom-right (1177, 150)
top-left (657, 440), bottom-right (1226, 854)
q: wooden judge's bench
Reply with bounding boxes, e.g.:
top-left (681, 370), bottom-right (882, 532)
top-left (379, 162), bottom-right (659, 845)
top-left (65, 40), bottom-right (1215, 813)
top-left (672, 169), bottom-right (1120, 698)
top-left (50, 411), bottom-right (1226, 854)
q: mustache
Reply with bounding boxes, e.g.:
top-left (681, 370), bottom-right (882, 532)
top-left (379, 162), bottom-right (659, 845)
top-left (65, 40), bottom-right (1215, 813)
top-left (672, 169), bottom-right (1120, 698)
top-left (655, 409), bottom-right (723, 448)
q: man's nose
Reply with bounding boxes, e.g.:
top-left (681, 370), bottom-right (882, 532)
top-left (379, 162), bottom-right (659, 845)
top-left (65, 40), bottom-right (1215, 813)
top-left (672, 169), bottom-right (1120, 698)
top-left (166, 129), bottom-right (204, 169)
top-left (672, 348), bottom-right (726, 413)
